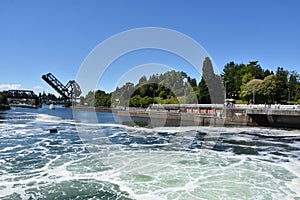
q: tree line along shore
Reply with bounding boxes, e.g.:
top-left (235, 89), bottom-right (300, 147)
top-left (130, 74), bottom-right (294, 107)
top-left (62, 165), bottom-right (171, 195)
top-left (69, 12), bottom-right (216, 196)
top-left (0, 92), bottom-right (10, 111)
top-left (1, 58), bottom-right (299, 110)
top-left (82, 59), bottom-right (300, 108)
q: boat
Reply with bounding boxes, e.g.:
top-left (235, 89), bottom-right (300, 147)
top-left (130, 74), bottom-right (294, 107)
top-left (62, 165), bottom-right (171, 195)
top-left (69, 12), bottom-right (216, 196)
top-left (49, 104), bottom-right (55, 110)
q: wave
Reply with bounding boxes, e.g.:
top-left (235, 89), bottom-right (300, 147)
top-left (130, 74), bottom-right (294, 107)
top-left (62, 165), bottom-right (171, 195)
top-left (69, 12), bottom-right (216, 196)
top-left (280, 159), bottom-right (300, 199)
top-left (1, 109), bottom-right (300, 199)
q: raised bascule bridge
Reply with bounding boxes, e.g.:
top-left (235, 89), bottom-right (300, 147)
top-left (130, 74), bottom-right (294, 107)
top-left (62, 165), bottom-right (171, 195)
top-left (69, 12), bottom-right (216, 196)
top-left (42, 73), bottom-right (81, 107)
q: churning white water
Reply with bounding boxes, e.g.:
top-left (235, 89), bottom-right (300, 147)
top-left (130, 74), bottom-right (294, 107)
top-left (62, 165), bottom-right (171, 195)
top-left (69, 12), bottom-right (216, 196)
top-left (0, 107), bottom-right (299, 199)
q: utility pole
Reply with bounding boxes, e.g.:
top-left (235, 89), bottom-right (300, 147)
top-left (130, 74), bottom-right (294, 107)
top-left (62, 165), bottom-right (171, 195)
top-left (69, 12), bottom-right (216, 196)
top-left (253, 85), bottom-right (255, 104)
top-left (288, 88), bottom-right (290, 105)
top-left (183, 78), bottom-right (187, 104)
top-left (224, 81), bottom-right (229, 100)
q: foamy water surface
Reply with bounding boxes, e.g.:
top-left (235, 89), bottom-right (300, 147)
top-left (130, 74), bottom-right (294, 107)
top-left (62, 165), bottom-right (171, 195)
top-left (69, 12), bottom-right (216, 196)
top-left (0, 106), bottom-right (300, 199)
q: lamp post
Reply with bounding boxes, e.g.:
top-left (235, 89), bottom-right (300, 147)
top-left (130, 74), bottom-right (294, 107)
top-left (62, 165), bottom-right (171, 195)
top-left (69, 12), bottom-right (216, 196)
top-left (288, 88), bottom-right (290, 105)
top-left (224, 81), bottom-right (229, 100)
top-left (253, 85), bottom-right (255, 105)
top-left (183, 78), bottom-right (187, 104)
top-left (153, 87), bottom-right (155, 106)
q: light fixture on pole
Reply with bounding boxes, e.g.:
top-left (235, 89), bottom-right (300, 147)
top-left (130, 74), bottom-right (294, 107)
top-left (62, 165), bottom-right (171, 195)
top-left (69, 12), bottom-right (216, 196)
top-left (224, 80), bottom-right (229, 100)
top-left (253, 84), bottom-right (255, 105)
top-left (183, 77), bottom-right (187, 104)
top-left (288, 88), bottom-right (290, 105)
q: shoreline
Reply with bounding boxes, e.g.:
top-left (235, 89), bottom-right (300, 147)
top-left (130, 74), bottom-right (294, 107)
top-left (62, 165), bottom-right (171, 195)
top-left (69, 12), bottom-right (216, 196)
top-left (0, 105), bottom-right (10, 111)
top-left (72, 105), bottom-right (112, 112)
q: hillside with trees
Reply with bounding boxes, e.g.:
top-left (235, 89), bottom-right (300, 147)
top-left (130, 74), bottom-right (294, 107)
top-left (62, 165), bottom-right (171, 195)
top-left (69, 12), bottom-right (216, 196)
top-left (111, 70), bottom-right (200, 108)
top-left (223, 61), bottom-right (300, 104)
top-left (84, 58), bottom-right (300, 108)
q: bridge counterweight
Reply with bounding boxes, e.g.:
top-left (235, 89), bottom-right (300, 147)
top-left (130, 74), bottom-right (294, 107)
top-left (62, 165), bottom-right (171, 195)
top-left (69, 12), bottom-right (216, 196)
top-left (42, 73), bottom-right (81, 107)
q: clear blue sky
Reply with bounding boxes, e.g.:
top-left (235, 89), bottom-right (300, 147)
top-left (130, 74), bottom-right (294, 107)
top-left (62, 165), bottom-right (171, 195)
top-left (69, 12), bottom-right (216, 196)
top-left (1, 0), bottom-right (300, 95)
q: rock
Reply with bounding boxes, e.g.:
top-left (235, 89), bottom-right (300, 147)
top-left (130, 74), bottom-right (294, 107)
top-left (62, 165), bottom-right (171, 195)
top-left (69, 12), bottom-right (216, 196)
top-left (49, 128), bottom-right (58, 133)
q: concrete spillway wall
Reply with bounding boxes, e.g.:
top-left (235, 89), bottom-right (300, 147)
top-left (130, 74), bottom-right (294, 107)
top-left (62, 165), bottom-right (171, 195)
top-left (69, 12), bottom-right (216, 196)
top-left (117, 105), bottom-right (300, 129)
top-left (246, 108), bottom-right (300, 129)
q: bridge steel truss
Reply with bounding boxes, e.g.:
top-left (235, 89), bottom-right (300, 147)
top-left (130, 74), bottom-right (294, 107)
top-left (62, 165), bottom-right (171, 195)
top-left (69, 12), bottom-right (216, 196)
top-left (41, 73), bottom-right (81, 107)
top-left (3, 90), bottom-right (39, 105)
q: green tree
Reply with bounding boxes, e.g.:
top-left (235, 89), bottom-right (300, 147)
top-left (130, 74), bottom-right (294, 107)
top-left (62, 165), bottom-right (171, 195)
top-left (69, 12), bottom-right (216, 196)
top-left (85, 91), bottom-right (95, 106)
top-left (112, 82), bottom-right (135, 106)
top-left (187, 77), bottom-right (197, 88)
top-left (85, 90), bottom-right (111, 107)
top-left (94, 90), bottom-right (111, 107)
top-left (129, 95), bottom-right (142, 107)
top-left (157, 83), bottom-right (174, 99)
top-left (0, 92), bottom-right (8, 105)
top-left (223, 62), bottom-right (245, 98)
top-left (223, 61), bottom-right (272, 100)
top-left (261, 75), bottom-right (277, 103)
top-left (138, 75), bottom-right (147, 85)
top-left (275, 67), bottom-right (288, 103)
top-left (288, 71), bottom-right (299, 102)
top-left (242, 61), bottom-right (265, 79)
top-left (140, 96), bottom-right (154, 108)
top-left (240, 79), bottom-right (263, 103)
top-left (295, 84), bottom-right (300, 102)
top-left (264, 69), bottom-right (273, 77)
top-left (158, 90), bottom-right (168, 99)
top-left (197, 78), bottom-right (211, 104)
top-left (239, 73), bottom-right (254, 97)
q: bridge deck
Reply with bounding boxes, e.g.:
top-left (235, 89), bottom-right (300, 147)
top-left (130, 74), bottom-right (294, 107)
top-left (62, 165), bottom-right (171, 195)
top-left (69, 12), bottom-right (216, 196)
top-left (3, 90), bottom-right (38, 99)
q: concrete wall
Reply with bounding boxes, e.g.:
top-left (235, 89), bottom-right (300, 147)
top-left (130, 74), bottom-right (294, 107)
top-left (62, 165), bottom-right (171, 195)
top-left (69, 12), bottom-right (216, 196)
top-left (117, 105), bottom-right (300, 129)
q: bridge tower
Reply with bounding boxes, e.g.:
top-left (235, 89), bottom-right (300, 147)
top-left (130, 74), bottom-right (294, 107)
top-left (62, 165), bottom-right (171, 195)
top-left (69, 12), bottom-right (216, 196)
top-left (42, 73), bottom-right (81, 107)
